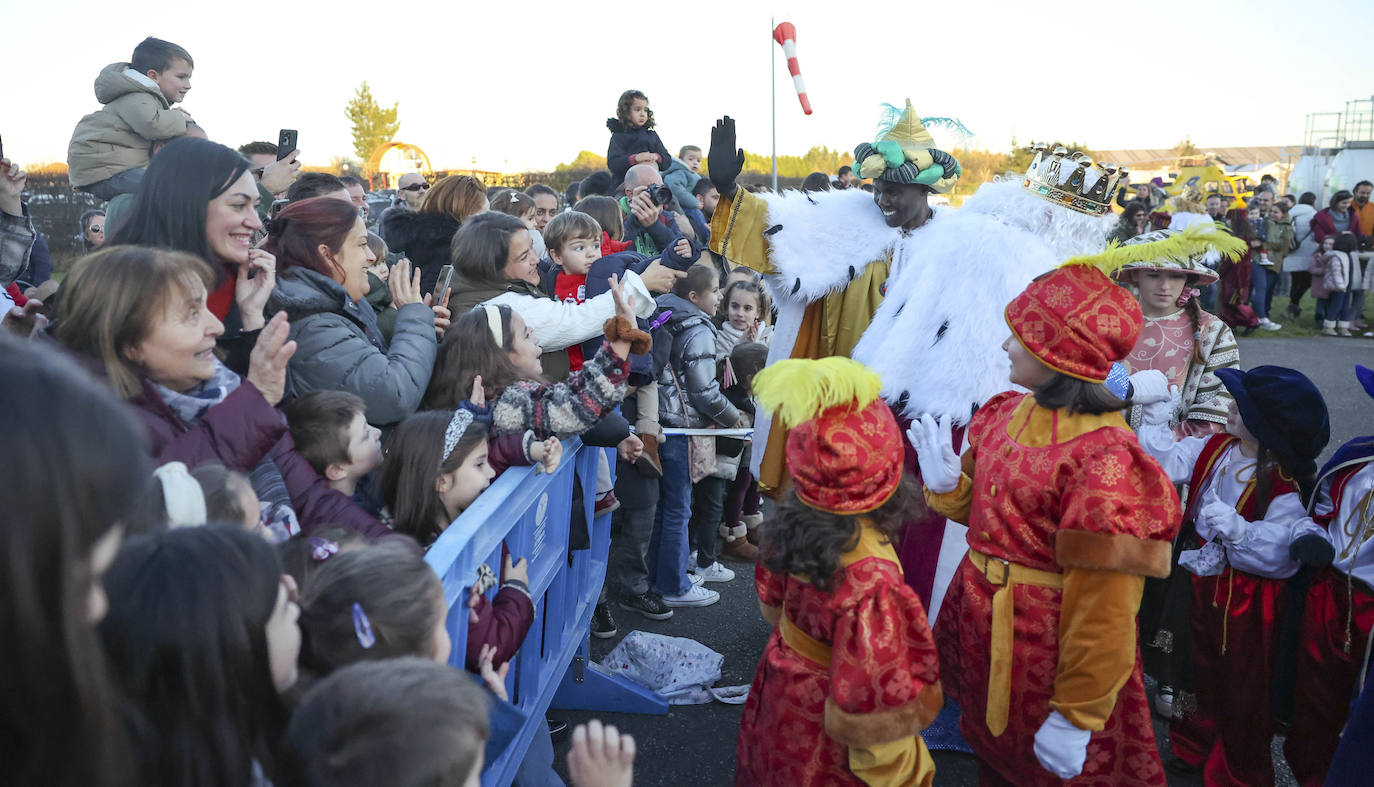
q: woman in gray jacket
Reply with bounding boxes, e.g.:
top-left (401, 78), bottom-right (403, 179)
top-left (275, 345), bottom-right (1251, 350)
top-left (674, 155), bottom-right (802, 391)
top-left (264, 197), bottom-right (445, 426)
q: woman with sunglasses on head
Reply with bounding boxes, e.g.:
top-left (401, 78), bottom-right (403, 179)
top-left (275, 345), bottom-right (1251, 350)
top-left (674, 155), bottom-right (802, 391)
top-left (380, 174), bottom-right (488, 296)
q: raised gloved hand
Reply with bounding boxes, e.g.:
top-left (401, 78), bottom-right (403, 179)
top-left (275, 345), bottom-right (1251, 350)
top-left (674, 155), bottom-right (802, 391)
top-left (708, 116), bottom-right (744, 199)
top-left (906, 414), bottom-right (961, 494)
top-left (1033, 710), bottom-right (1091, 780)
top-left (1290, 533), bottom-right (1335, 566)
top-left (1198, 490), bottom-right (1245, 543)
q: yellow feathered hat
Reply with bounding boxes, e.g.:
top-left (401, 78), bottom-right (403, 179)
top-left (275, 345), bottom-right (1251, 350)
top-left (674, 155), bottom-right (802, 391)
top-left (752, 357), bottom-right (902, 515)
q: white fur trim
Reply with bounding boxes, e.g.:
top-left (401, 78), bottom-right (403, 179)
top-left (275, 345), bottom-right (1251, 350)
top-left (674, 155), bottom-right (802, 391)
top-left (757, 188), bottom-right (903, 301)
top-left (852, 181), bottom-right (1110, 424)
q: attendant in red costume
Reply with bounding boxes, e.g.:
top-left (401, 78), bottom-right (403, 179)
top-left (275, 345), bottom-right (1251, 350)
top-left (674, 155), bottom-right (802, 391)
top-left (1284, 364), bottom-right (1374, 786)
top-left (737, 357), bottom-right (942, 787)
top-left (918, 246), bottom-right (1184, 786)
top-left (1136, 365), bottom-right (1330, 786)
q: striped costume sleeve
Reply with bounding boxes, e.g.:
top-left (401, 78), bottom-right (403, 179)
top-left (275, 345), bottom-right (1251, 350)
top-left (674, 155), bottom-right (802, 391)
top-left (1183, 315), bottom-right (1238, 427)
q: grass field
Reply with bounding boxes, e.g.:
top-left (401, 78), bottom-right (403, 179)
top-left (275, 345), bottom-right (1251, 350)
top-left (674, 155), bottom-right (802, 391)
top-left (1233, 286), bottom-right (1370, 339)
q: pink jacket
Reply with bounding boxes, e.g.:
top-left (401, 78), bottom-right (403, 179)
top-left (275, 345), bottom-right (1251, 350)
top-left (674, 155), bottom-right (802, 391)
top-left (1310, 250), bottom-right (1350, 298)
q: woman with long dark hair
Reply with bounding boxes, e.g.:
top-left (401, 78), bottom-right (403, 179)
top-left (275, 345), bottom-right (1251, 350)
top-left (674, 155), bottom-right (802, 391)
top-left (99, 525), bottom-right (301, 787)
top-left (108, 136), bottom-right (277, 372)
top-left (263, 197), bottom-right (440, 426)
top-left (1108, 201), bottom-right (1150, 245)
top-left (0, 337), bottom-right (152, 787)
top-left (446, 211), bottom-right (668, 380)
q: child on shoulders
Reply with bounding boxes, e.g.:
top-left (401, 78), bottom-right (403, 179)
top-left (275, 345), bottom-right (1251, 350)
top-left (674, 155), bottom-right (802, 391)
top-left (67, 37), bottom-right (199, 200)
top-left (606, 89), bottom-right (671, 186)
top-left (665, 144), bottom-right (709, 240)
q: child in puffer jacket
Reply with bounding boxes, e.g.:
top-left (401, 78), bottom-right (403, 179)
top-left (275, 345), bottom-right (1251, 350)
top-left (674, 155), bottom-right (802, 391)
top-left (1313, 233), bottom-right (1356, 335)
top-left (650, 264), bottom-right (743, 609)
top-left (606, 89), bottom-right (672, 186)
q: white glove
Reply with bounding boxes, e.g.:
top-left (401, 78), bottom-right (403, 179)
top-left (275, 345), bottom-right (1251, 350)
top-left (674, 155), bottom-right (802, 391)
top-left (906, 414), bottom-right (961, 494)
top-left (1128, 369), bottom-right (1170, 404)
top-left (1132, 372), bottom-right (1181, 428)
top-left (1033, 710), bottom-right (1091, 779)
top-left (1198, 490), bottom-right (1245, 543)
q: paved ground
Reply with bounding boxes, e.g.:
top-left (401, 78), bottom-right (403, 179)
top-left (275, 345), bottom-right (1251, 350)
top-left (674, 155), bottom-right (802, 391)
top-left (550, 335), bottom-right (1372, 787)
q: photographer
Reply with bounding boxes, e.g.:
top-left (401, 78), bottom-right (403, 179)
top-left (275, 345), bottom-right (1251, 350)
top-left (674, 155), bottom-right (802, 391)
top-left (621, 164), bottom-right (694, 255)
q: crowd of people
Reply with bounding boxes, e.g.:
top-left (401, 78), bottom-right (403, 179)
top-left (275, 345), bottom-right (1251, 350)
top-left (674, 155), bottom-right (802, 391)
top-left (1108, 174), bottom-right (1373, 336)
top-left (5, 34), bottom-right (1374, 787)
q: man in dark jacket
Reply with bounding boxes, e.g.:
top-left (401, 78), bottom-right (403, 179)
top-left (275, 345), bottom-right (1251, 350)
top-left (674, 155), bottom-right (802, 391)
top-left (621, 163), bottom-right (694, 254)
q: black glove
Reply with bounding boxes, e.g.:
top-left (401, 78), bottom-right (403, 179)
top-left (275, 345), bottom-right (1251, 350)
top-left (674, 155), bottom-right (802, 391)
top-left (1289, 533), bottom-right (1335, 567)
top-left (708, 116), bottom-right (744, 199)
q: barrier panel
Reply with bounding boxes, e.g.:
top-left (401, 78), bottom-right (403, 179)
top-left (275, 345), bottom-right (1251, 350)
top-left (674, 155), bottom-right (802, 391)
top-left (425, 439), bottom-right (668, 787)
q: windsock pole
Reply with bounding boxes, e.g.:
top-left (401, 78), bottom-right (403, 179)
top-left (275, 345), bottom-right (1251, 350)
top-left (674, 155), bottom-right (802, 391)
top-left (770, 16), bottom-right (777, 192)
top-left (772, 22), bottom-right (812, 116)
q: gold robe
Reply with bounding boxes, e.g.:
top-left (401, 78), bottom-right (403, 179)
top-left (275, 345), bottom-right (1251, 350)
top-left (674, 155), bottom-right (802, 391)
top-left (711, 188), bottom-right (891, 494)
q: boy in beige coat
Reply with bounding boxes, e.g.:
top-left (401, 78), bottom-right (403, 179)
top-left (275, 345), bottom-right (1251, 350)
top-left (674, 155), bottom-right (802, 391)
top-left (67, 37), bottom-right (197, 200)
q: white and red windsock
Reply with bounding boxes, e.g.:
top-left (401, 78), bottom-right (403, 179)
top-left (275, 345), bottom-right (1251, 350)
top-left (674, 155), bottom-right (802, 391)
top-left (772, 22), bottom-right (812, 116)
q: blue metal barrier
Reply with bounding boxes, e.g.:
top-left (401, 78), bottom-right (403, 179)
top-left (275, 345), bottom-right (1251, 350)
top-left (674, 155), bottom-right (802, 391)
top-left (425, 440), bottom-right (668, 787)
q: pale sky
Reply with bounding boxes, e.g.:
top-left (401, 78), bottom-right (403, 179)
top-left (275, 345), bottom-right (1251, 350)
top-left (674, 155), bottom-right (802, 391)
top-left (7, 0), bottom-right (1371, 173)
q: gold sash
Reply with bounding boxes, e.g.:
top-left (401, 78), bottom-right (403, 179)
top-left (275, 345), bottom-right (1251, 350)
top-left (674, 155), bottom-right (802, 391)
top-left (968, 549), bottom-right (1064, 737)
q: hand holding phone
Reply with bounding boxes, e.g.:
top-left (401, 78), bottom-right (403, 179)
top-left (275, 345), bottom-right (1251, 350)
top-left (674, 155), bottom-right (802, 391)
top-left (435, 264), bottom-right (454, 299)
top-left (277, 129), bottom-right (298, 161)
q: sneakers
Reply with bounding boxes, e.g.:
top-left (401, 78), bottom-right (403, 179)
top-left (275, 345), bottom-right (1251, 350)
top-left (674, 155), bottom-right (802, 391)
top-left (594, 491), bottom-right (621, 517)
top-left (662, 584), bottom-right (721, 608)
top-left (617, 591), bottom-right (674, 620)
top-left (634, 432), bottom-right (663, 479)
top-left (591, 602), bottom-right (618, 639)
top-left (1258, 317), bottom-right (1282, 331)
top-left (695, 561), bottom-right (736, 583)
top-left (688, 570), bottom-right (705, 586)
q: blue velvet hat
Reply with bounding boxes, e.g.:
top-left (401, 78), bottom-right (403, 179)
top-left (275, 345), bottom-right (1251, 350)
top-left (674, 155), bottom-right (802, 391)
top-left (1357, 364), bottom-right (1374, 400)
top-left (1215, 365), bottom-right (1330, 479)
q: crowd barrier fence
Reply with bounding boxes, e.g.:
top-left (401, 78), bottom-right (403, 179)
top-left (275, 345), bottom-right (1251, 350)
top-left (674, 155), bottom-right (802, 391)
top-left (425, 440), bottom-right (669, 787)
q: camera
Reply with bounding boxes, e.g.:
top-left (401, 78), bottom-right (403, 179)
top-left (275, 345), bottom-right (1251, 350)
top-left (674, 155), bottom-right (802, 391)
top-left (646, 183), bottom-right (673, 207)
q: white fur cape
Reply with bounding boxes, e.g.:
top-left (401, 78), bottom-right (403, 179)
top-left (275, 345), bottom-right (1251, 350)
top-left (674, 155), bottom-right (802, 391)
top-left (852, 181), bottom-right (1112, 424)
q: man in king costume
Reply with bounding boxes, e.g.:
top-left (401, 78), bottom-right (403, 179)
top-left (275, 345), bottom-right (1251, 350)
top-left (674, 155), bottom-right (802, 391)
top-left (705, 100), bottom-right (963, 500)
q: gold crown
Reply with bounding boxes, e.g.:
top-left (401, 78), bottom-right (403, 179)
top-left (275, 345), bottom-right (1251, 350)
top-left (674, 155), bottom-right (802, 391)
top-left (1021, 143), bottom-right (1127, 216)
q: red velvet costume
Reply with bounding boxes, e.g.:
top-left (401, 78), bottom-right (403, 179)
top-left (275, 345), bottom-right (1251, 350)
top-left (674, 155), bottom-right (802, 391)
top-left (930, 392), bottom-right (1180, 786)
top-left (738, 528), bottom-right (942, 786)
top-left (1159, 434), bottom-right (1300, 787)
top-left (1286, 457), bottom-right (1374, 786)
top-left (737, 356), bottom-right (943, 786)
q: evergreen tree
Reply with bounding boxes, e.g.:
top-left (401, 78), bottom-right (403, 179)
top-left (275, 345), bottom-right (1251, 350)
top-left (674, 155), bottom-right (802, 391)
top-left (344, 82), bottom-right (400, 164)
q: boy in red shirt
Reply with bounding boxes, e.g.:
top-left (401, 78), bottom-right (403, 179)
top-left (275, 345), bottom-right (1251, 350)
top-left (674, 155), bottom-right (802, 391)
top-left (543, 211), bottom-right (604, 370)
